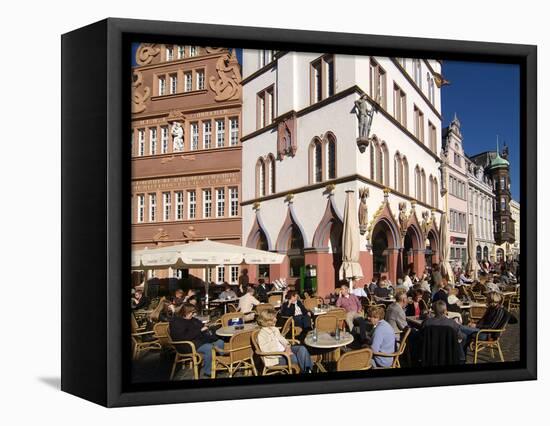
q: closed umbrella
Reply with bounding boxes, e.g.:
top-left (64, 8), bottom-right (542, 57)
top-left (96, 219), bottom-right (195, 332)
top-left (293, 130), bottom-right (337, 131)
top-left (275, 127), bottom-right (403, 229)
top-left (466, 223), bottom-right (478, 279)
top-left (339, 189), bottom-right (363, 290)
top-left (439, 212), bottom-right (454, 284)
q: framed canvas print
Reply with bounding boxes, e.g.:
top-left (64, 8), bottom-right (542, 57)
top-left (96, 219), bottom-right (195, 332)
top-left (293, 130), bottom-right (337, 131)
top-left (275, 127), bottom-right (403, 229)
top-left (61, 18), bottom-right (537, 407)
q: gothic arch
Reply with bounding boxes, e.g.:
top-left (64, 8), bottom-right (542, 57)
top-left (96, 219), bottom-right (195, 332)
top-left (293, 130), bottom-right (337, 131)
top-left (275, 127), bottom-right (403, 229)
top-left (368, 201), bottom-right (402, 249)
top-left (312, 197), bottom-right (344, 249)
top-left (245, 210), bottom-right (274, 251)
top-left (275, 204), bottom-right (309, 252)
top-left (404, 210), bottom-right (425, 250)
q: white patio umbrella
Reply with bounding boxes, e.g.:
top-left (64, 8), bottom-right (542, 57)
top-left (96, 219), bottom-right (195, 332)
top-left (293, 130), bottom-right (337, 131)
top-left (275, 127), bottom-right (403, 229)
top-left (132, 239), bottom-right (285, 308)
top-left (339, 189), bottom-right (363, 290)
top-left (466, 223), bottom-right (478, 279)
top-left (439, 212), bottom-right (454, 284)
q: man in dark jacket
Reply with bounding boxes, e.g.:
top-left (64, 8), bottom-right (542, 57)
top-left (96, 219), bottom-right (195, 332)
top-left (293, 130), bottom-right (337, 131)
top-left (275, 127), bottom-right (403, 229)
top-left (254, 279), bottom-right (269, 303)
top-left (422, 300), bottom-right (465, 362)
top-left (280, 291), bottom-right (312, 331)
top-left (169, 303), bottom-right (224, 378)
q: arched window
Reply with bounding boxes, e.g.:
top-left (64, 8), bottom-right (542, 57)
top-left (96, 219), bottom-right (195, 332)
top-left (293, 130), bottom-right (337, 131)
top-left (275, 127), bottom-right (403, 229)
top-left (429, 175), bottom-right (434, 206)
top-left (433, 177), bottom-right (439, 208)
top-left (376, 143), bottom-right (383, 184)
top-left (381, 143), bottom-right (389, 186)
top-left (266, 154), bottom-right (276, 195)
top-left (326, 134), bottom-right (336, 179)
top-left (402, 156), bottom-right (409, 195)
top-left (256, 158), bottom-right (266, 197)
top-left (310, 139), bottom-right (323, 183)
top-left (476, 245), bottom-right (482, 262)
top-left (370, 142), bottom-right (376, 180)
top-left (415, 166), bottom-right (421, 200)
top-left (421, 169), bottom-right (426, 203)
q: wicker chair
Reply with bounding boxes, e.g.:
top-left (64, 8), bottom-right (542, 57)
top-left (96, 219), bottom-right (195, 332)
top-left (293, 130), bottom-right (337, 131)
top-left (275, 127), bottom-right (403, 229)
top-left (221, 312), bottom-right (245, 327)
top-left (328, 307), bottom-right (349, 331)
top-left (303, 297), bottom-right (321, 312)
top-left (268, 294), bottom-right (283, 306)
top-left (131, 315), bottom-right (161, 360)
top-left (167, 335), bottom-right (203, 380)
top-left (280, 316), bottom-right (301, 343)
top-left (372, 327), bottom-right (411, 368)
top-left (315, 314), bottom-right (338, 333)
top-left (509, 287), bottom-right (520, 312)
top-left (472, 327), bottom-right (507, 363)
top-left (211, 329), bottom-right (258, 378)
top-left (251, 329), bottom-right (300, 375)
top-left (227, 303), bottom-right (239, 313)
top-left (152, 322), bottom-right (171, 347)
top-left (336, 348), bottom-right (373, 371)
top-left (469, 306), bottom-right (487, 323)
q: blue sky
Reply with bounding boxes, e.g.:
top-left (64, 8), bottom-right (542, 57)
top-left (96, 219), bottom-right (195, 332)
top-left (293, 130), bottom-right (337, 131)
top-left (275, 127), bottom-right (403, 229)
top-left (440, 61), bottom-right (520, 200)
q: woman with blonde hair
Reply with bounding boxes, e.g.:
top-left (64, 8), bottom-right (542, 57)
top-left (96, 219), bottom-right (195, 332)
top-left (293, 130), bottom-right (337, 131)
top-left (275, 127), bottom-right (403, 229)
top-left (256, 309), bottom-right (313, 373)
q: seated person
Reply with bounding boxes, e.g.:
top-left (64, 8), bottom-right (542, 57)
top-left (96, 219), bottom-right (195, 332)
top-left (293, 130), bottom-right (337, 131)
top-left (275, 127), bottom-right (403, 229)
top-left (367, 305), bottom-right (397, 367)
top-left (219, 284), bottom-right (237, 300)
top-left (351, 285), bottom-right (369, 299)
top-left (172, 289), bottom-right (196, 307)
top-left (336, 284), bottom-right (368, 342)
top-left (280, 290), bottom-right (312, 331)
top-left (131, 289), bottom-right (149, 310)
top-left (373, 279), bottom-right (391, 299)
top-left (395, 278), bottom-right (408, 293)
top-left (459, 271), bottom-right (474, 285)
top-left (238, 286), bottom-right (260, 321)
top-left (368, 276), bottom-right (379, 294)
top-left (406, 289), bottom-right (428, 318)
top-left (254, 279), bottom-right (269, 303)
top-left (422, 300), bottom-right (466, 361)
top-left (169, 303), bottom-right (224, 378)
top-left (385, 291), bottom-right (408, 333)
top-left (257, 309), bottom-right (313, 373)
top-left (432, 280), bottom-right (451, 306)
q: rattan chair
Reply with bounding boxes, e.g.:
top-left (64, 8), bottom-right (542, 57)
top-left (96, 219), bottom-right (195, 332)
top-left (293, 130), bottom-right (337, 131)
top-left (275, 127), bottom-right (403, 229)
top-left (372, 327), bottom-right (411, 368)
top-left (336, 348), bottom-right (373, 371)
top-left (472, 327), bottom-right (506, 363)
top-left (152, 322), bottom-right (171, 347)
top-left (167, 335), bottom-right (203, 380)
top-left (509, 287), bottom-right (520, 312)
top-left (280, 316), bottom-right (301, 343)
top-left (303, 297), bottom-right (321, 312)
top-left (469, 306), bottom-right (487, 323)
top-left (221, 312), bottom-right (245, 327)
top-left (251, 329), bottom-right (300, 375)
top-left (315, 314), bottom-right (338, 333)
top-left (211, 329), bottom-right (258, 378)
top-left (227, 303), bottom-right (239, 313)
top-left (131, 315), bottom-right (161, 360)
top-left (268, 294), bottom-right (283, 306)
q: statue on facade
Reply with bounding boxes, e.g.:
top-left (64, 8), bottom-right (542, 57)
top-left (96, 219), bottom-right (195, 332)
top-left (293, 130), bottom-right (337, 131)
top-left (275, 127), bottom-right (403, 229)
top-left (354, 94), bottom-right (377, 152)
top-left (421, 210), bottom-right (430, 236)
top-left (171, 122), bottom-right (184, 152)
top-left (358, 187), bottom-right (369, 235)
top-left (398, 202), bottom-right (408, 236)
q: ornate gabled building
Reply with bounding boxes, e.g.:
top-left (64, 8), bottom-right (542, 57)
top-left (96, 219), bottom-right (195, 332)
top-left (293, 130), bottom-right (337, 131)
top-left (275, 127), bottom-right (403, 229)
top-left (241, 51), bottom-right (444, 297)
top-left (131, 45), bottom-right (243, 284)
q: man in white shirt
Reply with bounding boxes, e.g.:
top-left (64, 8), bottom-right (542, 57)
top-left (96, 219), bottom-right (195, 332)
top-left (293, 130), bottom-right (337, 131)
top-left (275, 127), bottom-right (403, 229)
top-left (238, 287), bottom-right (260, 321)
top-left (351, 285), bottom-right (369, 298)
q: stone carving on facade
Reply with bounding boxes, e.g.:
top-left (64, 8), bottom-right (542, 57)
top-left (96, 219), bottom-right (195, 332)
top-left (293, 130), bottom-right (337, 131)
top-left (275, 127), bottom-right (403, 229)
top-left (325, 183), bottom-right (336, 195)
top-left (153, 228), bottom-right (169, 242)
top-left (354, 94), bottom-right (378, 153)
top-left (421, 210), bottom-right (431, 237)
top-left (131, 72), bottom-right (151, 114)
top-left (398, 202), bottom-right (408, 237)
top-left (284, 193), bottom-right (295, 204)
top-left (209, 50), bottom-right (242, 102)
top-left (135, 43), bottom-right (161, 66)
top-left (277, 114), bottom-right (297, 159)
top-left (181, 226), bottom-right (197, 240)
top-left (439, 161), bottom-right (448, 195)
top-left (171, 122), bottom-right (184, 152)
top-left (205, 47), bottom-right (225, 54)
top-left (358, 187), bottom-right (369, 235)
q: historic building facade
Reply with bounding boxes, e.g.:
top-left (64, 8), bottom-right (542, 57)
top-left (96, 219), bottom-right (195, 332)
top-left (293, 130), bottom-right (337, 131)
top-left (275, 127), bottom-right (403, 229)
top-left (466, 156), bottom-right (496, 262)
top-left (442, 115), bottom-right (469, 267)
top-left (131, 45), bottom-right (243, 283)
top-left (241, 51), bottom-right (444, 297)
top-left (510, 199), bottom-right (520, 260)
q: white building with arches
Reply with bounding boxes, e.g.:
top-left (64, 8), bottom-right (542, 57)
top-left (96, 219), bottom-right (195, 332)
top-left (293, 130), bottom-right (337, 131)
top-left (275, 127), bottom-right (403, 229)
top-left (240, 50), bottom-right (444, 297)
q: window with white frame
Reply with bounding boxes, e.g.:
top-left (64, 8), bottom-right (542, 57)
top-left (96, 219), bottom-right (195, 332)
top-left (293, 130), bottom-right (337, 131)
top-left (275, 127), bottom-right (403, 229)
top-left (137, 194), bottom-right (145, 223)
top-left (428, 122), bottom-right (437, 152)
top-left (310, 55), bottom-right (335, 104)
top-left (413, 59), bottom-right (422, 88)
top-left (184, 72), bottom-right (192, 92)
top-left (393, 84), bottom-right (407, 126)
top-left (258, 160), bottom-right (266, 197)
top-left (259, 50), bottom-right (273, 67)
top-left (229, 187), bottom-right (238, 216)
top-left (190, 123), bottom-right (199, 150)
top-left (138, 129), bottom-right (145, 156)
top-left (216, 188), bottom-right (225, 217)
top-left (166, 47), bottom-right (174, 61)
top-left (149, 193), bottom-right (156, 222)
top-left (158, 76), bottom-right (166, 95)
top-left (149, 128), bottom-right (157, 155)
top-left (190, 46), bottom-right (198, 57)
top-left (169, 74), bottom-right (177, 94)
top-left (175, 191), bottom-right (184, 220)
top-left (216, 119), bottom-right (225, 147)
top-left (369, 59), bottom-right (386, 107)
top-left (230, 266), bottom-right (239, 284)
top-left (161, 126), bottom-right (169, 154)
top-left (203, 189), bottom-right (212, 218)
top-left (188, 190), bottom-right (196, 219)
top-left (501, 197), bottom-right (506, 211)
top-left (203, 121), bottom-right (212, 149)
top-left (177, 45), bottom-right (185, 59)
top-left (216, 265), bottom-right (225, 284)
top-left (196, 70), bottom-right (205, 90)
top-left (230, 117), bottom-right (239, 146)
top-left (257, 87), bottom-right (274, 129)
top-left (413, 105), bottom-right (424, 142)
top-left (162, 192), bottom-right (171, 221)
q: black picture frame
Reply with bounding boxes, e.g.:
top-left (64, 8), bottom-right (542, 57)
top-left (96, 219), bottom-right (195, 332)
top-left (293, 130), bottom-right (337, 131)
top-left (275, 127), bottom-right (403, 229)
top-left (61, 18), bottom-right (537, 407)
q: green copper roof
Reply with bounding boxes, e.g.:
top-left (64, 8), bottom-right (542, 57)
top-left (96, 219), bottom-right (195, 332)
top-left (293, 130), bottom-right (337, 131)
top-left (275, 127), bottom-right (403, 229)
top-left (489, 151), bottom-right (509, 169)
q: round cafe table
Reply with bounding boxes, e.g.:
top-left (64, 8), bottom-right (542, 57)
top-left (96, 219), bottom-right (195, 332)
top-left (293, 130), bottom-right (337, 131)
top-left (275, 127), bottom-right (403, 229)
top-left (210, 297), bottom-right (239, 314)
top-left (215, 323), bottom-right (258, 337)
top-left (304, 331), bottom-right (354, 372)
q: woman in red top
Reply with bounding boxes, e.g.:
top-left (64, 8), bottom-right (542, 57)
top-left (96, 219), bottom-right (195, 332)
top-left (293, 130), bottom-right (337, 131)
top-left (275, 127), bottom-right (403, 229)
top-left (406, 289), bottom-right (428, 318)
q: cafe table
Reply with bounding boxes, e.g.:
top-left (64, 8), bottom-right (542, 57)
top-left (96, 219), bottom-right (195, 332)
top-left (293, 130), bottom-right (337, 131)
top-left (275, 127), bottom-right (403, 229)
top-left (215, 323), bottom-right (258, 337)
top-left (457, 301), bottom-right (487, 309)
top-left (304, 331), bottom-right (354, 372)
top-left (210, 297), bottom-right (239, 313)
top-left (311, 305), bottom-right (339, 316)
